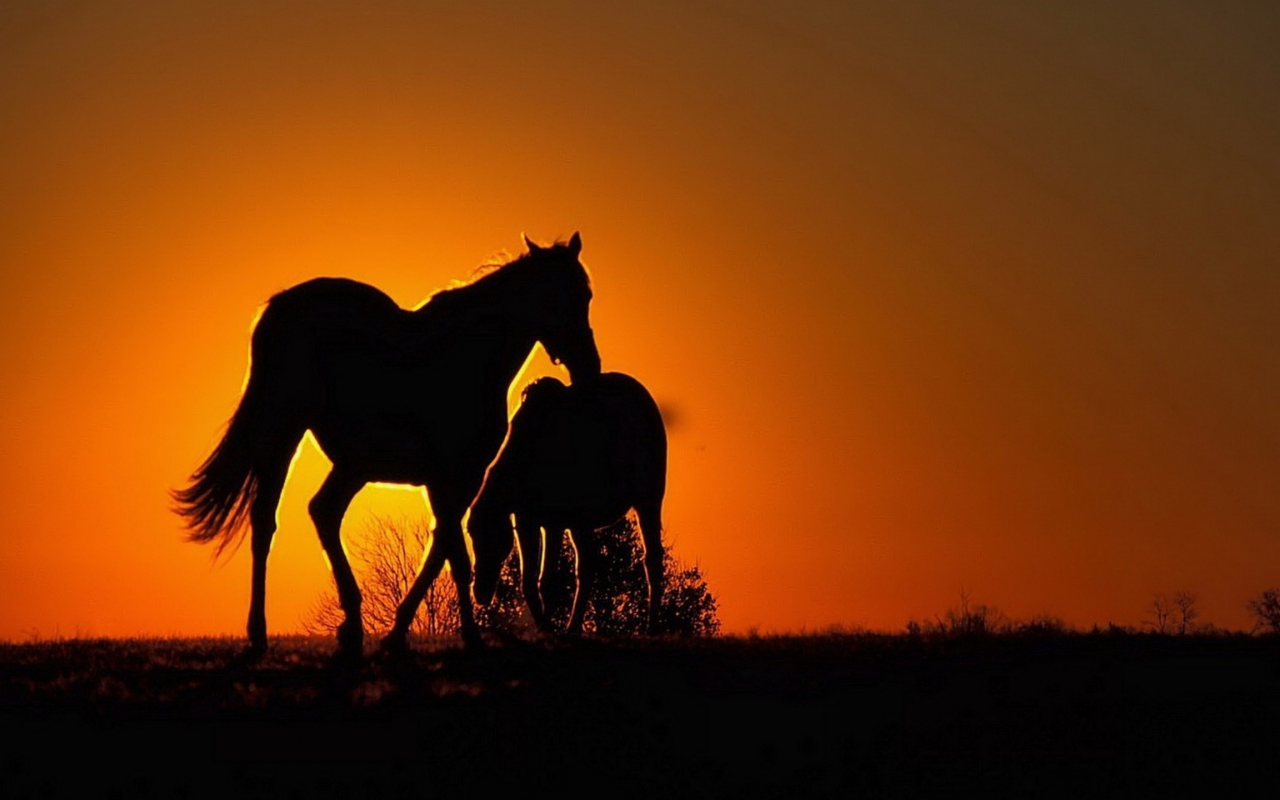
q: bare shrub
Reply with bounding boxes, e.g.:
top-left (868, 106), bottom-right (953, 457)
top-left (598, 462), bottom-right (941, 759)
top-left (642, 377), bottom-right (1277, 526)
top-left (303, 516), bottom-right (460, 638)
top-left (944, 588), bottom-right (1009, 636)
top-left (909, 589), bottom-right (1011, 637)
top-left (1015, 614), bottom-right (1071, 636)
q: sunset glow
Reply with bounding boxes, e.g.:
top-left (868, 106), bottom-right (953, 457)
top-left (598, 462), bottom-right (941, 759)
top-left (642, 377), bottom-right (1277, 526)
top-left (2, 1), bottom-right (1278, 640)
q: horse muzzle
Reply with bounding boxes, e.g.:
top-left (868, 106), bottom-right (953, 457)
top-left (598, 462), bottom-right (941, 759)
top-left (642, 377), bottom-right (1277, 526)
top-left (562, 328), bottom-right (602, 383)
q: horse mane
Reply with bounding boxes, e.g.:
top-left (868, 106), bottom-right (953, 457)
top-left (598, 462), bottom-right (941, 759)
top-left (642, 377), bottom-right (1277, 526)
top-left (411, 239), bottom-right (587, 324)
top-left (520, 376), bottom-right (569, 406)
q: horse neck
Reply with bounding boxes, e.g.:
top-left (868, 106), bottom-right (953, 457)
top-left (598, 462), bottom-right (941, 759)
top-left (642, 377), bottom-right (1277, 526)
top-left (483, 323), bottom-right (541, 391)
top-left (410, 295), bottom-right (539, 393)
top-left (471, 468), bottom-right (510, 520)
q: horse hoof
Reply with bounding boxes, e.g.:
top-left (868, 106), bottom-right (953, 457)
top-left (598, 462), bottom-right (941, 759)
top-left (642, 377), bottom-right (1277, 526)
top-left (335, 632), bottom-right (364, 655)
top-left (534, 621), bottom-right (556, 637)
top-left (378, 635), bottom-right (410, 660)
top-left (330, 645), bottom-right (363, 671)
top-left (241, 640), bottom-right (267, 662)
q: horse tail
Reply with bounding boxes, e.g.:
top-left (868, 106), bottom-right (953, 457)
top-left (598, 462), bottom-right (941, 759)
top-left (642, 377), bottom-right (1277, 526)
top-left (171, 371), bottom-right (270, 557)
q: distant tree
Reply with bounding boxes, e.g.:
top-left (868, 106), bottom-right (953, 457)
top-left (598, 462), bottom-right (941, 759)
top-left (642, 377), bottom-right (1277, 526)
top-left (1143, 590), bottom-right (1200, 635)
top-left (1145, 592), bottom-right (1174, 634)
top-left (1172, 590), bottom-right (1200, 635)
top-left (1246, 588), bottom-right (1280, 635)
top-left (308, 515), bottom-right (719, 639)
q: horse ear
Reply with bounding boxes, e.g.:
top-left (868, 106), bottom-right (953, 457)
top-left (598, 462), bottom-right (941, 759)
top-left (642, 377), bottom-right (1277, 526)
top-left (567, 231), bottom-right (582, 257)
top-left (523, 233), bottom-right (541, 253)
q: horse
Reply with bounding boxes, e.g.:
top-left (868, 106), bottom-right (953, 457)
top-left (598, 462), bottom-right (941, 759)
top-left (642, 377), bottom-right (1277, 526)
top-left (469, 372), bottom-right (667, 635)
top-left (173, 233), bottom-right (600, 658)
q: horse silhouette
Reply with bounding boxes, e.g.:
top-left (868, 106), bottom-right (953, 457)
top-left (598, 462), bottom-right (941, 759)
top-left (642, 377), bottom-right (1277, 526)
top-left (470, 372), bottom-right (667, 635)
top-left (173, 233), bottom-right (600, 657)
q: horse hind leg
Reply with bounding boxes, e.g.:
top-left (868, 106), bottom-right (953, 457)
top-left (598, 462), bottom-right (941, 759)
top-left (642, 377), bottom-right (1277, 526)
top-left (245, 444), bottom-right (296, 658)
top-left (635, 503), bottom-right (665, 635)
top-left (309, 469), bottom-right (366, 658)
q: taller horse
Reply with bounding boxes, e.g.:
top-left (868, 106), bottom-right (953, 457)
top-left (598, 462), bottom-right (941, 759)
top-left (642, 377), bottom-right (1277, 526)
top-left (173, 233), bottom-right (599, 657)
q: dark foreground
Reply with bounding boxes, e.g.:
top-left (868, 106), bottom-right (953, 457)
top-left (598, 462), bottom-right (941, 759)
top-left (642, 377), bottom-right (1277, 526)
top-left (2, 632), bottom-right (1277, 798)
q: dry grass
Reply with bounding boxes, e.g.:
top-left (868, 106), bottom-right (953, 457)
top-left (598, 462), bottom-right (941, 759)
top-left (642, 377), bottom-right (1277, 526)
top-left (2, 631), bottom-right (1278, 798)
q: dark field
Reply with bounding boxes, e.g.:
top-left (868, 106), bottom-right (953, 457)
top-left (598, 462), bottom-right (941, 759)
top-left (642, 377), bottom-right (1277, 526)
top-left (2, 632), bottom-right (1277, 798)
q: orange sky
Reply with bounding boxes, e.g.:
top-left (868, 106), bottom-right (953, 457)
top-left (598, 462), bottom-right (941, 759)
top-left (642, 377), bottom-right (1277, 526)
top-left (2, 1), bottom-right (1277, 640)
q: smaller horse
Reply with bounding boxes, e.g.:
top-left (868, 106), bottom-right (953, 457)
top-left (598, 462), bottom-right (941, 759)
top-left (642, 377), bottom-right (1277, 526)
top-left (470, 372), bottom-right (667, 635)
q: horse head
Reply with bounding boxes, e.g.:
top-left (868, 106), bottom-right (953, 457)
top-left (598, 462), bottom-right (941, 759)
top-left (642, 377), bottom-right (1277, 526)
top-left (520, 232), bottom-right (601, 383)
top-left (470, 377), bottom-right (571, 605)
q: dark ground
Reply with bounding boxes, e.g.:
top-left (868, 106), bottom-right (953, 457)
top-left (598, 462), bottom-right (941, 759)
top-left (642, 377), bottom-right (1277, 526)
top-left (2, 631), bottom-right (1277, 798)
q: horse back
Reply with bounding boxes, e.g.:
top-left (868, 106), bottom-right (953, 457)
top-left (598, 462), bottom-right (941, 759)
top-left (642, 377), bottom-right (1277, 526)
top-left (500, 372), bottom-right (667, 522)
top-left (591, 372), bottom-right (667, 481)
top-left (256, 278), bottom-right (406, 347)
top-left (249, 277), bottom-right (507, 482)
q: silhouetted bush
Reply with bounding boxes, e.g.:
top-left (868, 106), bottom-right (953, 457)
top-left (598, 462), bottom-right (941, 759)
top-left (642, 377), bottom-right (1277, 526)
top-left (1013, 614), bottom-right (1071, 636)
top-left (908, 589), bottom-right (1011, 638)
top-left (479, 517), bottom-right (720, 637)
top-left (906, 593), bottom-right (1082, 639)
top-left (1090, 622), bottom-right (1139, 636)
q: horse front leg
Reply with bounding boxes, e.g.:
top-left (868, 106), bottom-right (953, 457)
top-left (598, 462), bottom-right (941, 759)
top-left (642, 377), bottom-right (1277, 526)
top-left (515, 518), bottom-right (552, 633)
top-left (566, 529), bottom-right (595, 636)
top-left (384, 515), bottom-right (482, 651)
top-left (442, 518), bottom-right (483, 648)
top-left (381, 537), bottom-right (447, 656)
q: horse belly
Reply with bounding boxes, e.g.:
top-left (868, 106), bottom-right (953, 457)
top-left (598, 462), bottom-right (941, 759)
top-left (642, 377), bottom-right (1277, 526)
top-left (526, 462), bottom-right (634, 531)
